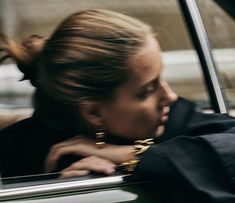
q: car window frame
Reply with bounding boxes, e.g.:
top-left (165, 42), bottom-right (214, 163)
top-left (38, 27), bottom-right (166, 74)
top-left (178, 0), bottom-right (228, 113)
top-left (0, 174), bottom-right (132, 201)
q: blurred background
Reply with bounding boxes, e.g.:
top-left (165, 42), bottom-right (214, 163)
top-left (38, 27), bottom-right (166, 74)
top-left (0, 0), bottom-right (235, 127)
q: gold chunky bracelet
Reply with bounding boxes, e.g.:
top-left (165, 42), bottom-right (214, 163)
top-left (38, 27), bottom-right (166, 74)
top-left (118, 159), bottom-right (139, 172)
top-left (118, 138), bottom-right (154, 172)
top-left (133, 138), bottom-right (154, 155)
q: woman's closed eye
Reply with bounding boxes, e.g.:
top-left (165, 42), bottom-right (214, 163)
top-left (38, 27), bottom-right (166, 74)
top-left (138, 79), bottom-right (159, 99)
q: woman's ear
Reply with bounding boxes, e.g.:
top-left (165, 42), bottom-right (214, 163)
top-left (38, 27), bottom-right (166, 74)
top-left (78, 100), bottom-right (103, 128)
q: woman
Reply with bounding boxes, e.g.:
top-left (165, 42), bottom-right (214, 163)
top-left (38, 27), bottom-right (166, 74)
top-left (0, 9), bottom-right (177, 176)
top-left (0, 9), bottom-right (234, 202)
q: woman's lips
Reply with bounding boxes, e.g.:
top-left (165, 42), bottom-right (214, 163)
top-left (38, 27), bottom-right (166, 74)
top-left (160, 106), bottom-right (170, 123)
top-left (156, 114), bottom-right (168, 128)
top-left (161, 114), bottom-right (169, 123)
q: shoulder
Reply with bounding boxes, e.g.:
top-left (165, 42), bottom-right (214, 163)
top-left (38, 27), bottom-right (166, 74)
top-left (0, 117), bottom-right (35, 137)
top-left (0, 112), bottom-right (55, 149)
top-left (185, 111), bottom-right (235, 136)
top-left (0, 117), bottom-right (37, 151)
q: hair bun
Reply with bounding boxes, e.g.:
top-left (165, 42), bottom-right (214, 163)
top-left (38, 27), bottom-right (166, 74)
top-left (22, 35), bottom-right (46, 58)
top-left (0, 34), bottom-right (46, 87)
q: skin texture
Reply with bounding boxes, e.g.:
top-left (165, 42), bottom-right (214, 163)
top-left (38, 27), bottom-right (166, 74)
top-left (45, 36), bottom-right (178, 176)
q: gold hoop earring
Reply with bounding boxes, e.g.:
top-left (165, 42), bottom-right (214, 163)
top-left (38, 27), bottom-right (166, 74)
top-left (95, 128), bottom-right (105, 148)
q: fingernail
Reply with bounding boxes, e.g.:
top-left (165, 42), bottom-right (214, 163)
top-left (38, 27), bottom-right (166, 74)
top-left (106, 168), bottom-right (115, 174)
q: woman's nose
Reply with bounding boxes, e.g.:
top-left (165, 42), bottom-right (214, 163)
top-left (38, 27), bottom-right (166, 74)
top-left (159, 80), bottom-right (178, 106)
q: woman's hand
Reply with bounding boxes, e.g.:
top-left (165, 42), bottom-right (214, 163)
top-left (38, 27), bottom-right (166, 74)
top-left (45, 135), bottom-right (97, 173)
top-left (45, 135), bottom-right (135, 173)
top-left (59, 156), bottom-right (116, 179)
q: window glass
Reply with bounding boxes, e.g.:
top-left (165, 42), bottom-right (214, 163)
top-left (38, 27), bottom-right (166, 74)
top-left (197, 0), bottom-right (235, 114)
top-left (0, 0), bottom-right (211, 187)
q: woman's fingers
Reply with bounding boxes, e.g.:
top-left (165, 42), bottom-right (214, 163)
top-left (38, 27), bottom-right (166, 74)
top-left (44, 136), bottom-right (97, 173)
top-left (45, 145), bottom-right (85, 173)
top-left (59, 156), bottom-right (116, 179)
top-left (44, 135), bottom-right (135, 173)
top-left (45, 145), bottom-right (76, 173)
top-left (59, 170), bottom-right (89, 179)
top-left (64, 156), bottom-right (116, 174)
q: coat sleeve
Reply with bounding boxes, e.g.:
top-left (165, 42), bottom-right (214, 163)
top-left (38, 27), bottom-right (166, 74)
top-left (162, 97), bottom-right (235, 142)
top-left (129, 133), bottom-right (235, 201)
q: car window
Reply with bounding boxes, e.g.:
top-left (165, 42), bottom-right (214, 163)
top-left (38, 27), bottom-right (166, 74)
top-left (0, 0), bottom-right (213, 194)
top-left (197, 0), bottom-right (235, 114)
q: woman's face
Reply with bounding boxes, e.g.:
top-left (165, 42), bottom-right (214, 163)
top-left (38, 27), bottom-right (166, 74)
top-left (100, 36), bottom-right (177, 140)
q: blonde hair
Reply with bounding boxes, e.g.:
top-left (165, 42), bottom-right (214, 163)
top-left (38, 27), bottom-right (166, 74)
top-left (0, 9), bottom-right (154, 131)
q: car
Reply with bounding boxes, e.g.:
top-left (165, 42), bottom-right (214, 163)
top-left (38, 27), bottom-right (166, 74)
top-left (0, 0), bottom-right (234, 202)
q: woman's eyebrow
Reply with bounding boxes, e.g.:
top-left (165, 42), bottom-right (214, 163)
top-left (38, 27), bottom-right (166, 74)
top-left (139, 76), bottom-right (160, 88)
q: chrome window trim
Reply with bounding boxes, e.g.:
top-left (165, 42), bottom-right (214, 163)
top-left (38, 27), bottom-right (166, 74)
top-left (178, 0), bottom-right (228, 113)
top-left (0, 175), bottom-right (128, 201)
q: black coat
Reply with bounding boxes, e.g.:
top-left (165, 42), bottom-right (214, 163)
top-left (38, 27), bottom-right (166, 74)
top-left (129, 98), bottom-right (235, 202)
top-left (0, 111), bottom-right (77, 178)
